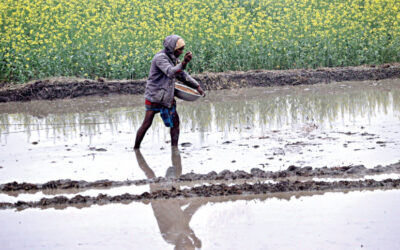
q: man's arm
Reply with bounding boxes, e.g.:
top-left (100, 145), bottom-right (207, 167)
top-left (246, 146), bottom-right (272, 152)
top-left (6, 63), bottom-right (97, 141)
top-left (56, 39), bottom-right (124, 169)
top-left (176, 52), bottom-right (205, 96)
top-left (176, 71), bottom-right (199, 88)
top-left (154, 54), bottom-right (184, 78)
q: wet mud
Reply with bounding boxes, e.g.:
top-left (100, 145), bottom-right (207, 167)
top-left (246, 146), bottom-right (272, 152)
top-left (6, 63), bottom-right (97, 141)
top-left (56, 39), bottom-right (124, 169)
top-left (1, 161), bottom-right (399, 194)
top-left (1, 178), bottom-right (399, 210)
top-left (0, 63), bottom-right (399, 102)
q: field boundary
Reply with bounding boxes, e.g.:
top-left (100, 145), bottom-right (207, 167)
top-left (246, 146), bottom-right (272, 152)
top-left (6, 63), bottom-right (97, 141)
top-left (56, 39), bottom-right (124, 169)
top-left (1, 63), bottom-right (399, 103)
top-left (1, 179), bottom-right (399, 210)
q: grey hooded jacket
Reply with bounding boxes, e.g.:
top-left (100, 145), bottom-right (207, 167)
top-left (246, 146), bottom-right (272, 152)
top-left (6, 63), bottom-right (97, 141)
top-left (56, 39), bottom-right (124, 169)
top-left (144, 35), bottom-right (200, 108)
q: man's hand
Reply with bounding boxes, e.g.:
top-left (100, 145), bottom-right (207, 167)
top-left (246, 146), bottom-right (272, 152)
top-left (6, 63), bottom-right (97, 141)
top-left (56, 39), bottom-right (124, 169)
top-left (183, 51), bottom-right (192, 64)
top-left (197, 86), bottom-right (205, 97)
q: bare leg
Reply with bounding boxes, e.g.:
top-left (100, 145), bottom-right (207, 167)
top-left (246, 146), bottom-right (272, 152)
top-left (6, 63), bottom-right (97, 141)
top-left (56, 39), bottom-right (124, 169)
top-left (134, 110), bottom-right (156, 149)
top-left (170, 111), bottom-right (180, 147)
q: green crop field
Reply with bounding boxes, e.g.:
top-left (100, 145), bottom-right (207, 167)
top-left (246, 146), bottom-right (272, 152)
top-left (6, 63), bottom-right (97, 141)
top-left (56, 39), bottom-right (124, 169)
top-left (1, 0), bottom-right (399, 83)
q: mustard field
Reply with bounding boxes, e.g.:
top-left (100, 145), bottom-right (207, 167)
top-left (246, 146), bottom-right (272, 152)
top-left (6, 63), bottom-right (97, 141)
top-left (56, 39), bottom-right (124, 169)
top-left (1, 0), bottom-right (399, 83)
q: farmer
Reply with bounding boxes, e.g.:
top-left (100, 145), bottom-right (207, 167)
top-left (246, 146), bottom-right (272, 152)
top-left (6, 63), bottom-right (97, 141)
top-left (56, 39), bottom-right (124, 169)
top-left (134, 35), bottom-right (205, 149)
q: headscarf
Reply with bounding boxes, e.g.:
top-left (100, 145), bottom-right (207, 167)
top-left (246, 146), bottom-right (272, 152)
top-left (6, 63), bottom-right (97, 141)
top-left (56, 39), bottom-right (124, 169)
top-left (175, 38), bottom-right (185, 50)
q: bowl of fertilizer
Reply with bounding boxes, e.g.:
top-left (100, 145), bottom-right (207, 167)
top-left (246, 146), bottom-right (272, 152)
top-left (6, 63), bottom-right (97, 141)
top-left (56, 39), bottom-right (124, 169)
top-left (174, 82), bottom-right (201, 101)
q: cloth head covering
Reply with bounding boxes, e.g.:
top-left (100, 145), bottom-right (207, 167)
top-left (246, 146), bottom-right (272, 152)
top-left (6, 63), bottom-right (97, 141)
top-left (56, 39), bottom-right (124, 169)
top-left (175, 38), bottom-right (185, 50)
top-left (163, 35), bottom-right (182, 58)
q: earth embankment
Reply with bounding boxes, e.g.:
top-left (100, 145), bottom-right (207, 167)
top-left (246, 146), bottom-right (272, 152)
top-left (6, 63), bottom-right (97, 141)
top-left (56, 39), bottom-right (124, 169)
top-left (0, 63), bottom-right (399, 102)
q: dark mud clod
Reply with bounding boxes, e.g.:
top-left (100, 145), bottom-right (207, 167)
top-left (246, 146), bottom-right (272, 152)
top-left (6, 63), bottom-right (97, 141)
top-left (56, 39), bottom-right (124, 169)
top-left (0, 96), bottom-right (9, 102)
top-left (89, 147), bottom-right (107, 152)
top-left (1, 182), bottom-right (38, 192)
top-left (287, 165), bottom-right (299, 171)
top-left (180, 142), bottom-right (192, 147)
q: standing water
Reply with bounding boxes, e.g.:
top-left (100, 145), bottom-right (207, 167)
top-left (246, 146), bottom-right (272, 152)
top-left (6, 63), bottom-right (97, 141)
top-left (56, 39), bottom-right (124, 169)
top-left (1, 79), bottom-right (400, 249)
top-left (0, 79), bottom-right (399, 182)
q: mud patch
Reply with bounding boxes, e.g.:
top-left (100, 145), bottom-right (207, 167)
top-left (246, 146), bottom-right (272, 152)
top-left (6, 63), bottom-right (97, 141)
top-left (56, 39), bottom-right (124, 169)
top-left (1, 178), bottom-right (399, 210)
top-left (1, 161), bottom-right (399, 193)
top-left (0, 64), bottom-right (399, 102)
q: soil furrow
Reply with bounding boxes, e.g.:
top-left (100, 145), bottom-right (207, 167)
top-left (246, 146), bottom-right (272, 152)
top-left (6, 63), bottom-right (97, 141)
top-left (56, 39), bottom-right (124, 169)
top-left (1, 178), bottom-right (399, 210)
top-left (1, 161), bottom-right (399, 193)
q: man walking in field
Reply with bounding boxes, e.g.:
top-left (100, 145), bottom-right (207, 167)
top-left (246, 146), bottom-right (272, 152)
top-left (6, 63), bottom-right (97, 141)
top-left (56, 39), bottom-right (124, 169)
top-left (134, 35), bottom-right (205, 149)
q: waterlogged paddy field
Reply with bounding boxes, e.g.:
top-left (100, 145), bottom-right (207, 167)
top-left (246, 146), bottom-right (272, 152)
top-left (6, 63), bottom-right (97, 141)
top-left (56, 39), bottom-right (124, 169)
top-left (1, 79), bottom-right (399, 183)
top-left (1, 191), bottom-right (400, 249)
top-left (1, 0), bottom-right (400, 82)
top-left (1, 79), bottom-right (400, 249)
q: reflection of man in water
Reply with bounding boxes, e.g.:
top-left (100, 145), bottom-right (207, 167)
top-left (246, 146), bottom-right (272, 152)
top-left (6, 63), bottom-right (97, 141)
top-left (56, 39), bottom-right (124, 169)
top-left (135, 148), bottom-right (202, 250)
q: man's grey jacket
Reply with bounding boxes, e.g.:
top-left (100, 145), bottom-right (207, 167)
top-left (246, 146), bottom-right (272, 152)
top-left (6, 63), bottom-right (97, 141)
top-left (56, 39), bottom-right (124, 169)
top-left (144, 35), bottom-right (200, 108)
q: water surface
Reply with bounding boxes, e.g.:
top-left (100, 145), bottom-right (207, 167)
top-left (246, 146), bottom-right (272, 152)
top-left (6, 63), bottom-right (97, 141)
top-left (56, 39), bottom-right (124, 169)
top-left (0, 79), bottom-right (399, 183)
top-left (1, 79), bottom-right (400, 249)
top-left (1, 190), bottom-right (399, 249)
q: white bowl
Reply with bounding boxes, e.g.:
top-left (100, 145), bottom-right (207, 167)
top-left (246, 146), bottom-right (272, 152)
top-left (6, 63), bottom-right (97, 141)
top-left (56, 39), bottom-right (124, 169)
top-left (174, 82), bottom-right (201, 101)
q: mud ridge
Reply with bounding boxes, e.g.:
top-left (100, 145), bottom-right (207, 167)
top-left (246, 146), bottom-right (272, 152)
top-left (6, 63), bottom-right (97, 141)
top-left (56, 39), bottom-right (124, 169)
top-left (0, 63), bottom-right (399, 102)
top-left (1, 161), bottom-right (399, 193)
top-left (1, 178), bottom-right (399, 210)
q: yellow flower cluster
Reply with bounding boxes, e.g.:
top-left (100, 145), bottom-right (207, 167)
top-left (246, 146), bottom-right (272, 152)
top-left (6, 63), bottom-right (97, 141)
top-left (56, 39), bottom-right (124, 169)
top-left (1, 0), bottom-right (399, 82)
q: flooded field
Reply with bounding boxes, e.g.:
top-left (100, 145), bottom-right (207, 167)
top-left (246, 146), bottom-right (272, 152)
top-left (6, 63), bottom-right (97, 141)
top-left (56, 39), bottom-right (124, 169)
top-left (1, 79), bottom-right (400, 249)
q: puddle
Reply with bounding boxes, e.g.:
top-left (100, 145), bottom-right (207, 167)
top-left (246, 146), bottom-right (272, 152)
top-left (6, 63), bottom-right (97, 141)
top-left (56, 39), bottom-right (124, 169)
top-left (1, 190), bottom-right (399, 249)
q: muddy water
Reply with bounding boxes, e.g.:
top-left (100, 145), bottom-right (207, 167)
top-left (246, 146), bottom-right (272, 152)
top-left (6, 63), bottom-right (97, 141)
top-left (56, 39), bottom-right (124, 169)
top-left (1, 79), bottom-right (400, 249)
top-left (1, 190), bottom-right (400, 249)
top-left (1, 79), bottom-right (399, 183)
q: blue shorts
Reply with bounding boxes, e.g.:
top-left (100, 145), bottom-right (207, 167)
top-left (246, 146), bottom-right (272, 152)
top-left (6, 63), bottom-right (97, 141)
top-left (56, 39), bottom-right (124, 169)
top-left (145, 99), bottom-right (176, 128)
